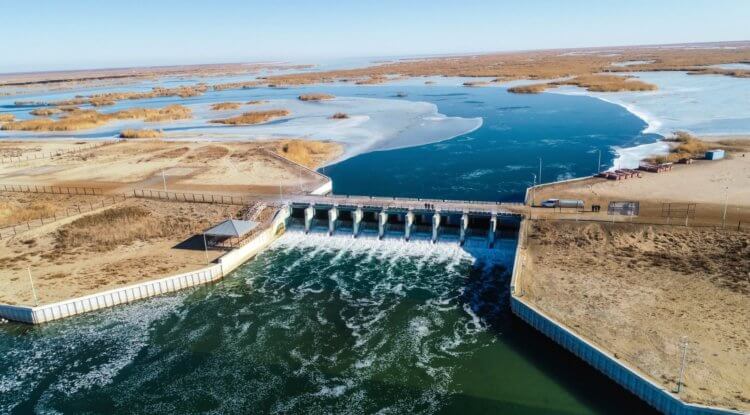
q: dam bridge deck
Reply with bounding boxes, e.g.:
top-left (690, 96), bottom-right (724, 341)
top-left (283, 194), bottom-right (524, 216)
top-left (278, 194), bottom-right (524, 246)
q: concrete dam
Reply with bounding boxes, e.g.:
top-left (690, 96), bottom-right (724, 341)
top-left (283, 195), bottom-right (522, 246)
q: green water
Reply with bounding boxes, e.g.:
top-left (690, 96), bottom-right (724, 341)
top-left (0, 232), bottom-right (655, 414)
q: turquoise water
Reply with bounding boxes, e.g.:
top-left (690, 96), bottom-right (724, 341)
top-left (0, 233), bottom-right (656, 414)
top-left (0, 83), bottom-right (660, 414)
top-left (319, 85), bottom-right (657, 201)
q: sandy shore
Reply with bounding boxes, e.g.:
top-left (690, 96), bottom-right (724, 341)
top-left (0, 197), bottom-right (249, 306)
top-left (0, 139), bottom-right (340, 196)
top-left (519, 220), bottom-right (749, 411)
top-left (532, 148), bottom-right (750, 228)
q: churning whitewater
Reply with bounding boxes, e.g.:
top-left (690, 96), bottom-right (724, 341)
top-left (0, 231), bottom-right (516, 414)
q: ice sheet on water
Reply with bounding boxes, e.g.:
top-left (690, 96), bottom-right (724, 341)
top-left (552, 71), bottom-right (750, 137)
top-left (550, 71), bottom-right (750, 167)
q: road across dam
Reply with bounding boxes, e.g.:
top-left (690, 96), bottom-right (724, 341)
top-left (281, 195), bottom-right (523, 246)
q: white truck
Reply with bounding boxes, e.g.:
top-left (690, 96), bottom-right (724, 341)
top-left (540, 199), bottom-right (584, 209)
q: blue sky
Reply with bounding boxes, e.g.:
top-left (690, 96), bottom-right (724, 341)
top-left (1, 0), bottom-right (748, 73)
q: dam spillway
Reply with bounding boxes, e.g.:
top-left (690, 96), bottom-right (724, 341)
top-left (285, 195), bottom-right (521, 247)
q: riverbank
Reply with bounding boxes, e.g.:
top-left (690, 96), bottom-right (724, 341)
top-left (516, 220), bottom-right (749, 412)
top-left (531, 144), bottom-right (750, 226)
top-left (0, 139), bottom-right (339, 195)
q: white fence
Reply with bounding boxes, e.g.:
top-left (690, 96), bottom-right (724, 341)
top-left (510, 219), bottom-right (742, 415)
top-left (0, 265), bottom-right (222, 324)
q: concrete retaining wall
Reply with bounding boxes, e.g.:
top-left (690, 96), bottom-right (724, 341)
top-left (0, 208), bottom-right (293, 325)
top-left (310, 180), bottom-right (333, 196)
top-left (510, 220), bottom-right (742, 415)
top-left (218, 208), bottom-right (289, 274)
top-left (0, 265), bottom-right (222, 324)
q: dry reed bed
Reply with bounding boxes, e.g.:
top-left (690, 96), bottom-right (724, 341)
top-left (21, 85), bottom-right (209, 108)
top-left (119, 128), bottom-right (164, 139)
top-left (210, 102), bottom-right (242, 111)
top-left (264, 42), bottom-right (750, 86)
top-left (1, 105), bottom-right (192, 131)
top-left (212, 80), bottom-right (263, 91)
top-left (209, 109), bottom-right (290, 125)
top-left (330, 112), bottom-right (349, 119)
top-left (649, 131), bottom-right (750, 163)
top-left (0, 62), bottom-right (311, 88)
top-left (273, 139), bottom-right (342, 168)
top-left (55, 206), bottom-right (189, 251)
top-left (522, 220), bottom-right (750, 410)
top-left (0, 114), bottom-right (14, 122)
top-left (298, 93), bottom-right (335, 101)
top-left (30, 108), bottom-right (61, 116)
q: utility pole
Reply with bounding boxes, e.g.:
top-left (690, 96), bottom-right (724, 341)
top-left (27, 267), bottom-right (39, 307)
top-left (202, 233), bottom-right (209, 264)
top-left (531, 173), bottom-right (537, 207)
top-left (722, 186), bottom-right (729, 228)
top-left (538, 157), bottom-right (542, 185)
top-left (676, 337), bottom-right (689, 394)
top-left (162, 169), bottom-right (167, 192)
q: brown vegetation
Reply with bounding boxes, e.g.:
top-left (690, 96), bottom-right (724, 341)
top-left (0, 113), bottom-right (15, 122)
top-left (1, 104), bottom-right (192, 131)
top-left (298, 93), bottom-right (335, 101)
top-left (55, 206), bottom-right (191, 251)
top-left (462, 81), bottom-right (490, 87)
top-left (210, 102), bottom-right (242, 111)
top-left (354, 76), bottom-right (387, 85)
top-left (507, 83), bottom-right (549, 94)
top-left (522, 220), bottom-right (750, 410)
top-left (246, 100), bottom-right (267, 105)
top-left (330, 112), bottom-right (349, 120)
top-left (0, 62), bottom-right (311, 89)
top-left (508, 74), bottom-right (657, 94)
top-left (30, 108), bottom-right (61, 116)
top-left (263, 42), bottom-right (750, 86)
top-left (212, 80), bottom-right (262, 91)
top-left (0, 200), bottom-right (57, 226)
top-left (274, 140), bottom-right (342, 168)
top-left (119, 128), bottom-right (164, 139)
top-left (552, 74), bottom-right (657, 92)
top-left (41, 85), bottom-right (209, 108)
top-left (209, 109), bottom-right (290, 125)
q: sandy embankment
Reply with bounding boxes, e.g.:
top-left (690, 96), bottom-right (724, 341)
top-left (0, 139), bottom-right (341, 196)
top-left (532, 145), bottom-right (750, 227)
top-left (0, 197), bottom-right (245, 305)
top-left (0, 138), bottom-right (342, 306)
top-left (519, 221), bottom-right (749, 412)
top-left (521, 139), bottom-right (750, 411)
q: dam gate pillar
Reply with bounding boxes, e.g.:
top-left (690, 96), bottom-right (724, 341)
top-left (378, 211), bottom-right (388, 240)
top-left (352, 208), bottom-right (363, 238)
top-left (431, 212), bottom-right (441, 244)
top-left (405, 211), bottom-right (415, 241)
top-left (328, 207), bottom-right (338, 236)
top-left (459, 213), bottom-right (469, 246)
top-left (304, 205), bottom-right (315, 234)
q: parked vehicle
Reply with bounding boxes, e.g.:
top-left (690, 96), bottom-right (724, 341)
top-left (540, 199), bottom-right (584, 209)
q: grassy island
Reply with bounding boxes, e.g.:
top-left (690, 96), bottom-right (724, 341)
top-left (210, 102), bottom-right (242, 111)
top-left (1, 105), bottom-right (192, 131)
top-left (119, 128), bottom-right (164, 139)
top-left (209, 109), bottom-right (290, 125)
top-left (298, 93), bottom-right (335, 101)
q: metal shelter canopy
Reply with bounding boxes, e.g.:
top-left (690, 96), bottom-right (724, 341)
top-left (204, 219), bottom-right (258, 238)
